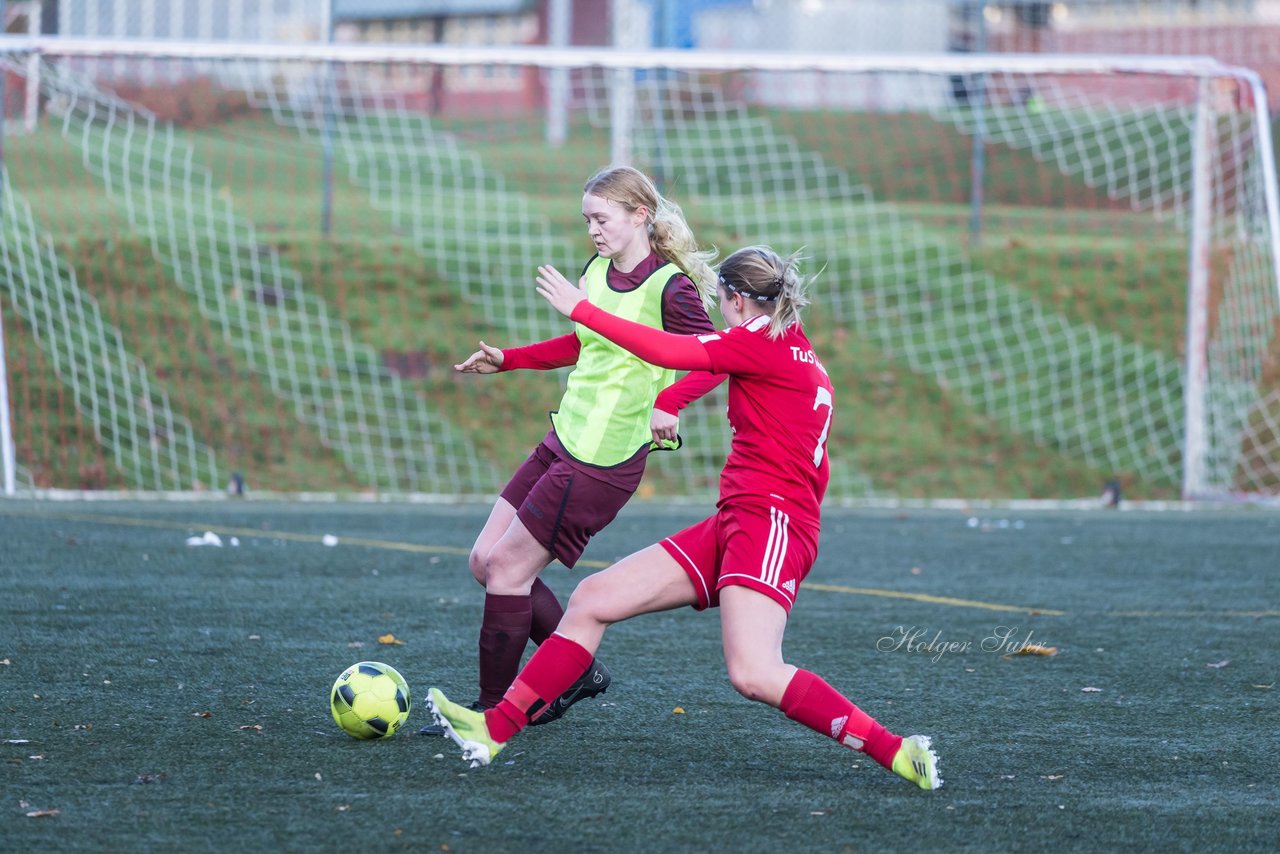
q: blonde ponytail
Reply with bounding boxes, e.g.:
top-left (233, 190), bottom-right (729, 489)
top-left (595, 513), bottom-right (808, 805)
top-left (650, 197), bottom-right (718, 310)
top-left (716, 245), bottom-right (812, 339)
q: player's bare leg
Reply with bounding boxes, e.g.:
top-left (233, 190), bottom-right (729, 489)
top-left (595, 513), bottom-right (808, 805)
top-left (430, 545), bottom-right (698, 763)
top-left (718, 586), bottom-right (796, 706)
top-left (556, 544), bottom-right (699, 651)
top-left (465, 497), bottom-right (520, 585)
top-left (719, 586), bottom-right (941, 789)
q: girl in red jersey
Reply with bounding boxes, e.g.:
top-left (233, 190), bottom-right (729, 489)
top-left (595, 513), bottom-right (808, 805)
top-left (428, 246), bottom-right (941, 790)
top-left (422, 166), bottom-right (723, 735)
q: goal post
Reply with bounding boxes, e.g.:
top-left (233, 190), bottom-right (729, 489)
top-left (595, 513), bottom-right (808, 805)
top-left (0, 37), bottom-right (1277, 503)
top-left (0, 290), bottom-right (16, 496)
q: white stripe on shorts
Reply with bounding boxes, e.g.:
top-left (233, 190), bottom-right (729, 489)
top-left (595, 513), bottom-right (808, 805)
top-left (761, 506), bottom-right (790, 587)
top-left (664, 536), bottom-right (711, 603)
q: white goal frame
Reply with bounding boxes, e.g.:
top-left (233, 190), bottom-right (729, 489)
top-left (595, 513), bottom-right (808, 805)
top-left (0, 36), bottom-right (1278, 502)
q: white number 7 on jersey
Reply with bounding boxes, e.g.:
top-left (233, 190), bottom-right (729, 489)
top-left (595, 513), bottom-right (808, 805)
top-left (812, 386), bottom-right (833, 467)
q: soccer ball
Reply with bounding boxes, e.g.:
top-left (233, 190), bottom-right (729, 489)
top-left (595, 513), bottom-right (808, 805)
top-left (329, 661), bottom-right (411, 739)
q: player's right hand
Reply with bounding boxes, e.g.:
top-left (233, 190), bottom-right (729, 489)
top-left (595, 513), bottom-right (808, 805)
top-left (535, 265), bottom-right (590, 317)
top-left (454, 340), bottom-right (504, 374)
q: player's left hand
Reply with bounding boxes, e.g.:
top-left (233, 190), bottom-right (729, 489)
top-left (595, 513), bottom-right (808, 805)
top-left (535, 265), bottom-right (589, 317)
top-left (650, 408), bottom-right (679, 445)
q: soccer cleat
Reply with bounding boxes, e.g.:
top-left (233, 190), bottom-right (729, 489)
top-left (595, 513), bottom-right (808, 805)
top-left (417, 699), bottom-right (487, 737)
top-left (426, 687), bottom-right (506, 768)
top-left (891, 734), bottom-right (942, 790)
top-left (528, 658), bottom-right (611, 726)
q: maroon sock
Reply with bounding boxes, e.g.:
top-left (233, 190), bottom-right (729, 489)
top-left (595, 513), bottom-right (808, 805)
top-left (486, 633), bottom-right (594, 742)
top-left (528, 578), bottom-right (565, 645)
top-left (779, 669), bottom-right (903, 771)
top-left (477, 593), bottom-right (532, 707)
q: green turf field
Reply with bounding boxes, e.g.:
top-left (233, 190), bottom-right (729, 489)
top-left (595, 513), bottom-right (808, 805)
top-left (2, 499), bottom-right (1277, 851)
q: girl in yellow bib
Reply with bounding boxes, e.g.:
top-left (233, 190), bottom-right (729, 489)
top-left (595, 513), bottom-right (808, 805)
top-left (425, 167), bottom-right (722, 732)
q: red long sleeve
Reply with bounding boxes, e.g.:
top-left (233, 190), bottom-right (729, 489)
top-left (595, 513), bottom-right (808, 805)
top-left (499, 333), bottom-right (581, 371)
top-left (570, 301), bottom-right (713, 371)
top-left (656, 370), bottom-right (727, 415)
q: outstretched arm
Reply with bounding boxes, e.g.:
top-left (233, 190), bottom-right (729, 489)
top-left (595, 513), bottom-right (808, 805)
top-left (454, 340), bottom-right (505, 374)
top-left (501, 334), bottom-right (580, 370)
top-left (454, 334), bottom-right (581, 374)
top-left (536, 265), bottom-right (713, 371)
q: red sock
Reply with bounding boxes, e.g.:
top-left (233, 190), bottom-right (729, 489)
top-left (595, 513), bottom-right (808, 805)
top-left (477, 593), bottom-right (532, 707)
top-left (780, 669), bottom-right (903, 771)
top-left (486, 633), bottom-right (594, 742)
top-left (528, 578), bottom-right (565, 645)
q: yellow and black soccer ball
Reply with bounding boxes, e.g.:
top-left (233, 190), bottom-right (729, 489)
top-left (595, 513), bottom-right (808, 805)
top-left (329, 661), bottom-right (411, 739)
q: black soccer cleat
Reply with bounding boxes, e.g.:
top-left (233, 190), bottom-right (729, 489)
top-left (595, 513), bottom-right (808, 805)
top-left (418, 699), bottom-right (487, 736)
top-left (528, 658), bottom-right (611, 727)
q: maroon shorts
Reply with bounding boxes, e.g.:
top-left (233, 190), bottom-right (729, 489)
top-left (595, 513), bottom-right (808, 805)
top-left (660, 501), bottom-right (819, 614)
top-left (500, 441), bottom-right (634, 569)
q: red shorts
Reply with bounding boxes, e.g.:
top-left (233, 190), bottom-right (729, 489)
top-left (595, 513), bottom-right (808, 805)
top-left (500, 441), bottom-right (634, 569)
top-left (660, 501), bottom-right (819, 614)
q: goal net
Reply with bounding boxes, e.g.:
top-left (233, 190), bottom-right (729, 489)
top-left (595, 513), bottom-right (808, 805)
top-left (1, 40), bottom-right (1277, 502)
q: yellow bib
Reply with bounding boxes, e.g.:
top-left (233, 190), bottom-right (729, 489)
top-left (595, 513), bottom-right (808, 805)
top-left (551, 256), bottom-right (679, 467)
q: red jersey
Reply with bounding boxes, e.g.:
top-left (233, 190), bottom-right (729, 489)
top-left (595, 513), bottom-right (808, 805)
top-left (569, 304), bottom-right (833, 526)
top-left (697, 316), bottom-right (832, 526)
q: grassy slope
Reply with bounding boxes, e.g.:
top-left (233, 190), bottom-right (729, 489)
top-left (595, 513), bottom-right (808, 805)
top-left (2, 111), bottom-right (1196, 498)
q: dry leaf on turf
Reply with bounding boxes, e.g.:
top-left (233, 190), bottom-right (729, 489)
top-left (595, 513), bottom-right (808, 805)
top-left (1008, 644), bottom-right (1058, 658)
top-left (378, 633), bottom-right (405, 646)
top-left (672, 707), bottom-right (685, 714)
